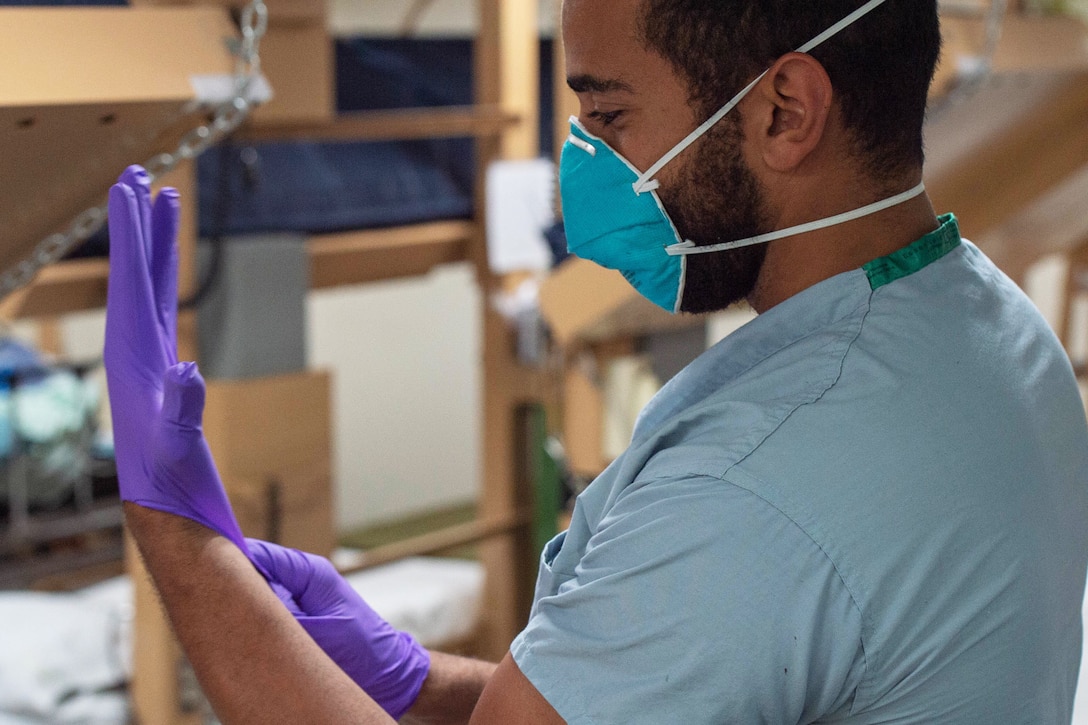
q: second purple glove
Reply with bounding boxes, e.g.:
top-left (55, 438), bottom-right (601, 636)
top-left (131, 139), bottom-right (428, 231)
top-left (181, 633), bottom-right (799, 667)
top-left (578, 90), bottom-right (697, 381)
top-left (247, 539), bottom-right (431, 719)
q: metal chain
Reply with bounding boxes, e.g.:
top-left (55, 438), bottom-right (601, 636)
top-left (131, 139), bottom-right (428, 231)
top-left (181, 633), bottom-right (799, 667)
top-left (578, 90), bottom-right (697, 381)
top-left (929, 0), bottom-right (1008, 121)
top-left (0, 0), bottom-right (268, 301)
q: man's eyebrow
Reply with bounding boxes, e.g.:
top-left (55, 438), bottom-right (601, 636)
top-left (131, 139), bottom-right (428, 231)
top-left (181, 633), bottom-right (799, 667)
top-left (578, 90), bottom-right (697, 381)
top-left (566, 74), bottom-right (635, 94)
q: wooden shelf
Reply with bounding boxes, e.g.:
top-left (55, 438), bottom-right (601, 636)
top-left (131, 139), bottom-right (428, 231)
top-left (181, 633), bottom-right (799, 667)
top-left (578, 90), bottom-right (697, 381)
top-left (539, 257), bottom-right (703, 348)
top-left (0, 7), bottom-right (237, 278)
top-left (926, 9), bottom-right (1088, 277)
top-left (238, 105), bottom-right (520, 143)
top-left (0, 220), bottom-right (477, 320)
top-left (927, 71), bottom-right (1088, 274)
top-left (308, 220), bottom-right (476, 289)
top-left (0, 258), bottom-right (110, 320)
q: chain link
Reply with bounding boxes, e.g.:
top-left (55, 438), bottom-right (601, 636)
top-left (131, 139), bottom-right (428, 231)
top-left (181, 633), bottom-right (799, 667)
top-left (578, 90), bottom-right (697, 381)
top-left (0, 0), bottom-right (268, 302)
top-left (929, 0), bottom-right (1008, 120)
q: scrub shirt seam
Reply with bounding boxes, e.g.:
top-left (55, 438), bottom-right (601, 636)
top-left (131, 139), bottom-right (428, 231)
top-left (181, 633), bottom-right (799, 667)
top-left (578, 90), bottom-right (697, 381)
top-left (661, 295), bottom-right (873, 439)
top-left (718, 291), bottom-right (875, 714)
top-left (738, 297), bottom-right (872, 384)
top-left (635, 277), bottom-right (873, 444)
top-left (720, 293), bottom-right (872, 479)
top-left (717, 471), bottom-right (870, 717)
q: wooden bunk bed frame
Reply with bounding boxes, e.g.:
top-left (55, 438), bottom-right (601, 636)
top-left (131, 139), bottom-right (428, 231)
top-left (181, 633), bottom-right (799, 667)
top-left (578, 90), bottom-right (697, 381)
top-left (1, 2), bottom-right (547, 721)
top-left (4, 2), bottom-right (1088, 721)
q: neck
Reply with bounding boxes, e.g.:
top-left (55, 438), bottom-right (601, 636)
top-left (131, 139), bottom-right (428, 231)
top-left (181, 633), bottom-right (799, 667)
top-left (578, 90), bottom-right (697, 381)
top-left (747, 188), bottom-right (939, 313)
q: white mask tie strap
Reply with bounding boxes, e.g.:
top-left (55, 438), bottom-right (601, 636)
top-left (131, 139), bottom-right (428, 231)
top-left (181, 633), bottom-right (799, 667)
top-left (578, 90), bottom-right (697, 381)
top-left (632, 72), bottom-right (765, 195)
top-left (632, 0), bottom-right (890, 196)
top-left (665, 181), bottom-right (927, 256)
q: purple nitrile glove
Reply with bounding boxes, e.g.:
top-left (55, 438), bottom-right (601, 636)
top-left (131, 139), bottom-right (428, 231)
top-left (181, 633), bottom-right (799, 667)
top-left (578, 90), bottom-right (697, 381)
top-left (104, 165), bottom-right (247, 549)
top-left (247, 538), bottom-right (432, 719)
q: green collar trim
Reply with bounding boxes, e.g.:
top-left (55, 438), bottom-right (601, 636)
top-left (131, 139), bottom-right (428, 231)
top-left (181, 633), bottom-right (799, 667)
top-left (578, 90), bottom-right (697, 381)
top-left (863, 214), bottom-right (961, 291)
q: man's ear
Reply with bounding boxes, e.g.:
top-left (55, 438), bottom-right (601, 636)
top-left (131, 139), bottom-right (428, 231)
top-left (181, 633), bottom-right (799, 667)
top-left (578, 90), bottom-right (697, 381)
top-left (750, 52), bottom-right (833, 173)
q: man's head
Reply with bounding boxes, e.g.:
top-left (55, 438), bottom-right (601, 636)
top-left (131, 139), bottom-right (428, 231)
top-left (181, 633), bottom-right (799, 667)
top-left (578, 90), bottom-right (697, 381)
top-left (562, 0), bottom-right (942, 313)
top-left (639, 0), bottom-right (942, 183)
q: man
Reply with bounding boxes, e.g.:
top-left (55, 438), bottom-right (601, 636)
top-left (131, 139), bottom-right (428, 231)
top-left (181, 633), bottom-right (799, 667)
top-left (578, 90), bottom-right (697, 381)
top-left (107, 0), bottom-right (1088, 722)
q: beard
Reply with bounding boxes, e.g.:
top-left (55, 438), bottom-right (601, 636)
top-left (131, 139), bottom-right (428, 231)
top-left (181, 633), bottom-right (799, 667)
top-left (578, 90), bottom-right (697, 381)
top-left (656, 119), bottom-right (770, 314)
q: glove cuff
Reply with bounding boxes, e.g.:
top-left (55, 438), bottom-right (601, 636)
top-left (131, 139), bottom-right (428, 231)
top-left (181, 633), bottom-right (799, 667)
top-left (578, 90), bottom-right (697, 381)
top-left (377, 632), bottom-right (431, 720)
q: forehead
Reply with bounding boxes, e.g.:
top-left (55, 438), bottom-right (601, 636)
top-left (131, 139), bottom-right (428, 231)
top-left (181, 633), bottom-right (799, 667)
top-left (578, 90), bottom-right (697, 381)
top-left (562, 0), bottom-right (684, 96)
top-left (563, 0), bottom-right (648, 82)
top-left (562, 0), bottom-right (642, 47)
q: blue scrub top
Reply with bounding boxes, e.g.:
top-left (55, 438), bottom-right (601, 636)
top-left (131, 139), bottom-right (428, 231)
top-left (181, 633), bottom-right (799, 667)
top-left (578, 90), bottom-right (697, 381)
top-left (512, 216), bottom-right (1088, 723)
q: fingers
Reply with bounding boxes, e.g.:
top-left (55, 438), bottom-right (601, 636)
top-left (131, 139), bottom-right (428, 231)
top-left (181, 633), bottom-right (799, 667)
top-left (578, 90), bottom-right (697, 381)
top-left (150, 188), bottom-right (180, 365)
top-left (247, 538), bottom-right (316, 599)
top-left (117, 166), bottom-right (153, 264)
top-left (106, 182), bottom-right (158, 366)
top-left (106, 166), bottom-right (178, 382)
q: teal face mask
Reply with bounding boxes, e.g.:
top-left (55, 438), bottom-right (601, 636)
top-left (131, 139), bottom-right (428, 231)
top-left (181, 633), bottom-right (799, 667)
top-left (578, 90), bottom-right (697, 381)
top-left (560, 119), bottom-right (689, 313)
top-left (559, 0), bottom-right (926, 314)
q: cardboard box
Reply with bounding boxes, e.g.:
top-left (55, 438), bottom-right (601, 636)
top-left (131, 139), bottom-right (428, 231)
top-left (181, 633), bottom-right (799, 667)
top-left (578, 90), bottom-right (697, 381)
top-left (249, 21), bottom-right (334, 125)
top-left (0, 7), bottom-right (236, 276)
top-left (203, 370), bottom-right (335, 556)
top-left (124, 0), bottom-right (333, 124)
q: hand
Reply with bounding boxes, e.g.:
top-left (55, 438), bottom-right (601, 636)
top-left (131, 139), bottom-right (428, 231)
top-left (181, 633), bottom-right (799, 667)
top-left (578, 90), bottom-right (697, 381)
top-left (247, 539), bottom-right (431, 719)
top-left (104, 166), bottom-right (246, 551)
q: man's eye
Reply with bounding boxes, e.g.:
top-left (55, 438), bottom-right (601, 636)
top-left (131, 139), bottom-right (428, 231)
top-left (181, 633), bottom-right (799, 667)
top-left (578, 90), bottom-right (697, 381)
top-left (588, 109), bottom-right (623, 126)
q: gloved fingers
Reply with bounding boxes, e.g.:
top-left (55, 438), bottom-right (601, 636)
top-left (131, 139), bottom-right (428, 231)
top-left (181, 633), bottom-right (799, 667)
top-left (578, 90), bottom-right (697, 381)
top-left (269, 579), bottom-right (306, 616)
top-left (118, 166), bottom-right (153, 264)
top-left (246, 538), bottom-right (322, 604)
top-left (106, 182), bottom-right (170, 381)
top-left (247, 539), bottom-right (306, 612)
top-left (150, 187), bottom-right (180, 366)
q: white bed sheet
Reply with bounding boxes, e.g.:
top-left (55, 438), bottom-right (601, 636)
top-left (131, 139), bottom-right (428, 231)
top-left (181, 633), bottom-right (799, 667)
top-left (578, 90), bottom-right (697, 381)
top-left (0, 553), bottom-right (483, 723)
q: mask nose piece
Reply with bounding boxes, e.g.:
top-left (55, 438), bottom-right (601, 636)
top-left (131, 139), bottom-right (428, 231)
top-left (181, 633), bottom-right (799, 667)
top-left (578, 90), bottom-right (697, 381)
top-left (566, 134), bottom-right (597, 156)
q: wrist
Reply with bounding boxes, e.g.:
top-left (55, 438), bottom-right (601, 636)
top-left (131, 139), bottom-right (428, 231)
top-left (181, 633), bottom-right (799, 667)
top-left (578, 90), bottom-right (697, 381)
top-left (401, 652), bottom-right (497, 725)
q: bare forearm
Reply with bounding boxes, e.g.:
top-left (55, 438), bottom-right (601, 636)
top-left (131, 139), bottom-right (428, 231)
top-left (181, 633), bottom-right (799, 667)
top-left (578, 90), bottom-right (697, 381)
top-left (125, 504), bottom-right (394, 724)
top-left (402, 651), bottom-right (497, 725)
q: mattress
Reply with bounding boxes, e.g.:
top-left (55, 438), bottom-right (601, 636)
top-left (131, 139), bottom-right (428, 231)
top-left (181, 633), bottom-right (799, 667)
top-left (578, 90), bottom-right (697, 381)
top-left (0, 553), bottom-right (484, 723)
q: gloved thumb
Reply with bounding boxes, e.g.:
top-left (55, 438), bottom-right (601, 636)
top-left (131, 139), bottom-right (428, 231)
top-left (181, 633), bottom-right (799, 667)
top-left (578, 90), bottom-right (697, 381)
top-left (152, 362), bottom-right (208, 465)
top-left (161, 362), bottom-right (206, 430)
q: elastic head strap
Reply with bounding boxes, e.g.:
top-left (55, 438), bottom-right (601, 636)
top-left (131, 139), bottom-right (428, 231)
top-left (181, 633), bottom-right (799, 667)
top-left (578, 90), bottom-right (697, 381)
top-left (664, 181), bottom-right (927, 256)
top-left (632, 0), bottom-right (890, 195)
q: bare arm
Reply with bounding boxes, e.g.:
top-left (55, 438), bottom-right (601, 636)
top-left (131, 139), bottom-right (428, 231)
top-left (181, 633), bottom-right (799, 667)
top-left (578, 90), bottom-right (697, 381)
top-left (401, 652), bottom-right (496, 724)
top-left (126, 504), bottom-right (394, 724)
top-left (128, 504), bottom-right (564, 724)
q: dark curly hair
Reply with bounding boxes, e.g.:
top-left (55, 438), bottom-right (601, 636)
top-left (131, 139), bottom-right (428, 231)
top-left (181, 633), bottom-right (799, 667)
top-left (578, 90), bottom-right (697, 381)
top-left (638, 0), bottom-right (942, 182)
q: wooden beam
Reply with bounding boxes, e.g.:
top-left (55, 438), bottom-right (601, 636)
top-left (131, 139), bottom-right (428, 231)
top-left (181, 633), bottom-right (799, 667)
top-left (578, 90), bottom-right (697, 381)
top-left (0, 258), bottom-right (109, 320)
top-left (308, 220), bottom-right (475, 289)
top-left (474, 0), bottom-right (545, 661)
top-left (934, 13), bottom-right (1088, 101)
top-left (336, 512), bottom-right (531, 575)
top-left (0, 220), bottom-right (477, 319)
top-left (927, 73), bottom-right (1088, 243)
top-left (476, 0), bottom-right (541, 160)
top-left (236, 106), bottom-right (519, 143)
top-left (977, 162), bottom-right (1088, 281)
